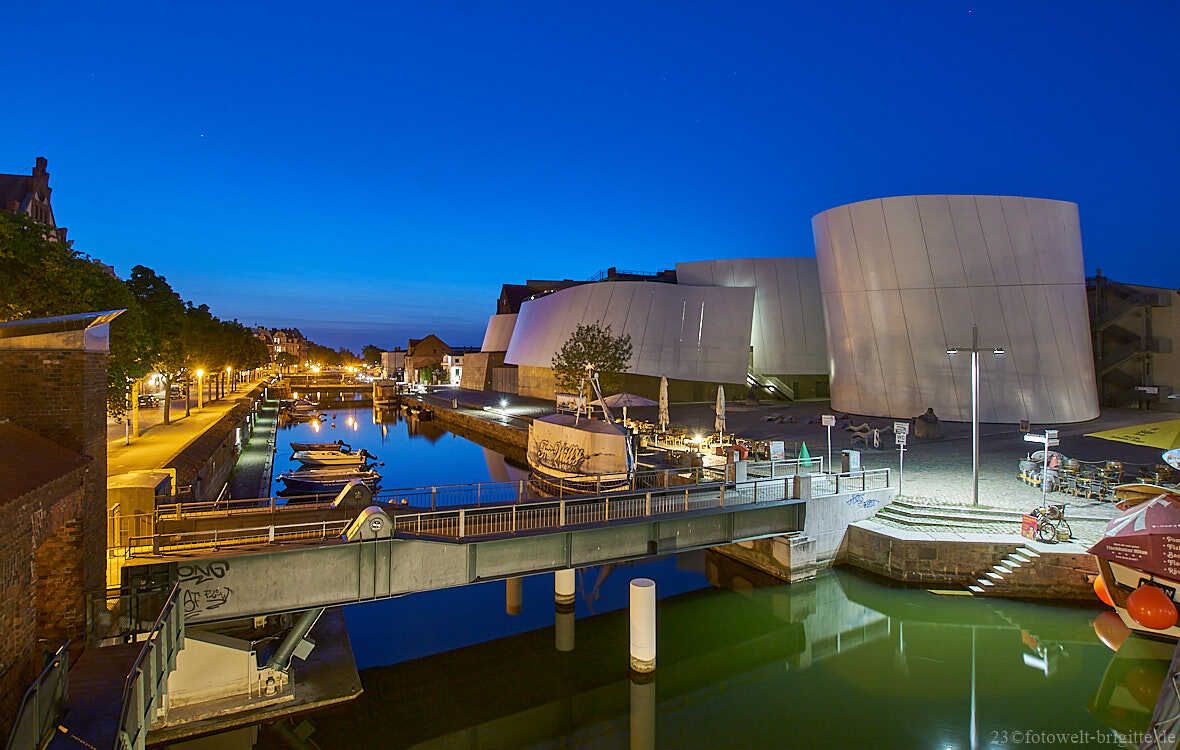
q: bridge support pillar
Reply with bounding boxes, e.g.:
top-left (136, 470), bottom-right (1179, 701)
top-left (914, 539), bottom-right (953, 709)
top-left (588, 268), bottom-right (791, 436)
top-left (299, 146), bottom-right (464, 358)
top-left (267, 607), bottom-right (325, 672)
top-left (629, 578), bottom-right (656, 675)
top-left (554, 569), bottom-right (575, 607)
top-left (505, 577), bottom-right (522, 616)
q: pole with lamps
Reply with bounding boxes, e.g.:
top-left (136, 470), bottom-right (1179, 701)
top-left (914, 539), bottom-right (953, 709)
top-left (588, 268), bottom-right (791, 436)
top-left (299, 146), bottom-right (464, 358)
top-left (226, 365), bottom-right (233, 393)
top-left (196, 368), bottom-right (205, 410)
top-left (945, 325), bottom-right (1004, 506)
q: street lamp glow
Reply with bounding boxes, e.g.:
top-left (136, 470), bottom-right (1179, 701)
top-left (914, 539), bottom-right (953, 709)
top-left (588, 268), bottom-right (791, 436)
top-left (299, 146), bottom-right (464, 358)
top-left (499, 398), bottom-right (509, 409)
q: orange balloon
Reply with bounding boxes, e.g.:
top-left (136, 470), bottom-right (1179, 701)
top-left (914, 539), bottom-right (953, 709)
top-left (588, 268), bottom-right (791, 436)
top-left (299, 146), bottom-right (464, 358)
top-left (1127, 585), bottom-right (1179, 630)
top-left (1093, 610), bottom-right (1131, 652)
top-left (1094, 575), bottom-right (1115, 608)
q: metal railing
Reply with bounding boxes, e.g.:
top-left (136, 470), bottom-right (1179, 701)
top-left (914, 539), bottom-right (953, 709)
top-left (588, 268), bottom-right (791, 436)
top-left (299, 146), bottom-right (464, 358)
top-left (4, 643), bottom-right (69, 750)
top-left (809, 468), bottom-right (892, 498)
top-left (393, 475), bottom-right (796, 541)
top-left (151, 458), bottom-right (820, 519)
top-left (116, 582), bottom-right (184, 750)
top-left (118, 463), bottom-right (892, 556)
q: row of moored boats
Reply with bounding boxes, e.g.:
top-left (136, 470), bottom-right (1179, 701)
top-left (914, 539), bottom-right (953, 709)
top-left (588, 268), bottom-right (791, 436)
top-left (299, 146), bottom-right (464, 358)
top-left (276, 440), bottom-right (382, 494)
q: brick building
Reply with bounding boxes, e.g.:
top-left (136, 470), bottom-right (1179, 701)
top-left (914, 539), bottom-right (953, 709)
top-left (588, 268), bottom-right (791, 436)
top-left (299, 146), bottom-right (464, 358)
top-left (0, 311), bottom-right (121, 734)
top-left (0, 156), bottom-right (68, 244)
top-left (255, 326), bottom-right (308, 364)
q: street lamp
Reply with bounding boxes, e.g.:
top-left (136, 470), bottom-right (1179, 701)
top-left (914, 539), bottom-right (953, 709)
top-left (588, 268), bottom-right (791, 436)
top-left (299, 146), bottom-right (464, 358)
top-left (946, 325), bottom-right (1005, 506)
top-left (195, 368), bottom-right (205, 410)
top-left (226, 365), bottom-right (233, 393)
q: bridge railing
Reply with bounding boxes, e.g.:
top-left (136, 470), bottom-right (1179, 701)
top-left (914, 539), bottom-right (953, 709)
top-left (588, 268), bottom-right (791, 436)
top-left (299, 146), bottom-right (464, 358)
top-left (116, 582), bottom-right (184, 750)
top-left (151, 458), bottom-right (821, 521)
top-left (4, 643), bottom-right (69, 750)
top-left (123, 465), bottom-right (893, 555)
top-left (393, 475), bottom-right (796, 541)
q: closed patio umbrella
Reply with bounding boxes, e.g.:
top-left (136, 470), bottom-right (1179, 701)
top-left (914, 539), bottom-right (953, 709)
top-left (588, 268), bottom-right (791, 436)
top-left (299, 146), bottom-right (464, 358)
top-left (715, 386), bottom-right (726, 441)
top-left (658, 376), bottom-right (669, 433)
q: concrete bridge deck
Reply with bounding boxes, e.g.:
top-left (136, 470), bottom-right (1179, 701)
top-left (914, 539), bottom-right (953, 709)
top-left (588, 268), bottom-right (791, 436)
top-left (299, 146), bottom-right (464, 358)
top-left (114, 463), bottom-right (895, 625)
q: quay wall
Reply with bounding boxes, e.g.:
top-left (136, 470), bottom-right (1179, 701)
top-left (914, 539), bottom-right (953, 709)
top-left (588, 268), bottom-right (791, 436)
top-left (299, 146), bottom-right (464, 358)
top-left (168, 385), bottom-right (264, 501)
top-left (840, 523), bottom-right (1098, 600)
top-left (416, 403), bottom-right (529, 454)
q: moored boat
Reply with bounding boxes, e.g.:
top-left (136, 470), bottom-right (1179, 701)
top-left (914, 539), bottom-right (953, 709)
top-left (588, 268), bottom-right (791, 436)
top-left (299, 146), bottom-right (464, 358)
top-left (1091, 487), bottom-right (1180, 641)
top-left (527, 413), bottom-right (631, 495)
top-left (277, 467), bottom-right (382, 493)
top-left (292, 449), bottom-right (374, 467)
top-left (290, 440), bottom-right (352, 452)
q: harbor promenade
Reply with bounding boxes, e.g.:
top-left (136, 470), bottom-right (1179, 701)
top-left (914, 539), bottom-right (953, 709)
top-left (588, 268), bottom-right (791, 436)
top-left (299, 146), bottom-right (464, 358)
top-left (107, 380), bottom-right (264, 477)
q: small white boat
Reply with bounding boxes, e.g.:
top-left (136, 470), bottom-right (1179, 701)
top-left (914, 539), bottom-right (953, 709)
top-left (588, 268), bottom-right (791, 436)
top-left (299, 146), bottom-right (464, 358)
top-left (292, 449), bottom-right (374, 467)
top-left (289, 398), bottom-right (319, 412)
top-left (278, 467), bottom-right (382, 493)
top-left (290, 440), bottom-right (351, 452)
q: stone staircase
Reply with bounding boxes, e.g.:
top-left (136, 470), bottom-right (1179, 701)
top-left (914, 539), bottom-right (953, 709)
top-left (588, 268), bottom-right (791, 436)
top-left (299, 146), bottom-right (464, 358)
top-left (875, 499), bottom-right (1025, 531)
top-left (967, 545), bottom-right (1040, 595)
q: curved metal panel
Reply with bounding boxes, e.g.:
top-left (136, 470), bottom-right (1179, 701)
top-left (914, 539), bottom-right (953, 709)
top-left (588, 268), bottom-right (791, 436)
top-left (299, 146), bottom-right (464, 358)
top-left (812, 195), bottom-right (1099, 423)
top-left (676, 257), bottom-right (827, 375)
top-left (480, 314), bottom-right (517, 352)
top-left (504, 281), bottom-right (755, 384)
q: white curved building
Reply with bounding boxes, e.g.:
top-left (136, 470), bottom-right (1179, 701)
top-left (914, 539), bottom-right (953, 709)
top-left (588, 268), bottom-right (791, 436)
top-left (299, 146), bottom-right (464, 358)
top-left (505, 280), bottom-right (755, 396)
top-left (812, 195), bottom-right (1099, 423)
top-left (676, 257), bottom-right (828, 376)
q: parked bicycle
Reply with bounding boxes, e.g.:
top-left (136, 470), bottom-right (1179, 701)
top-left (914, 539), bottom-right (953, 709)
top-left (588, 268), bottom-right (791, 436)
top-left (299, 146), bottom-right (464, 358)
top-left (1031, 502), bottom-right (1072, 543)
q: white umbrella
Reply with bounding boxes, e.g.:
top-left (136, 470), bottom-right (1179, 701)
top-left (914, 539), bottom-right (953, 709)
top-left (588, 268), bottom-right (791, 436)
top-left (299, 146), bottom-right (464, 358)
top-left (658, 376), bottom-right (669, 433)
top-left (592, 392), bottom-right (658, 426)
top-left (714, 385), bottom-right (726, 440)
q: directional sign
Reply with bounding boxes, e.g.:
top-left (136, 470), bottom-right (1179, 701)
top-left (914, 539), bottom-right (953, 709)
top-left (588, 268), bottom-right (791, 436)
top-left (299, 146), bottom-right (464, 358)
top-left (893, 421), bottom-right (909, 437)
top-left (895, 433), bottom-right (907, 447)
top-left (1024, 432), bottom-right (1060, 447)
top-left (821, 414), bottom-right (836, 427)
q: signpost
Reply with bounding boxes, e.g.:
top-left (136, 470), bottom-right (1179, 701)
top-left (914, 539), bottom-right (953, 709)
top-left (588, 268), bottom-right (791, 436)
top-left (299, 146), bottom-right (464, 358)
top-left (821, 415), bottom-right (836, 474)
top-left (893, 422), bottom-right (909, 494)
top-left (1024, 429), bottom-right (1060, 508)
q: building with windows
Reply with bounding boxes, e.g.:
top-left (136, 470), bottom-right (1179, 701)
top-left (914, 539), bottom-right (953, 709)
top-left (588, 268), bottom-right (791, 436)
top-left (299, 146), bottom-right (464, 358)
top-left (255, 327), bottom-right (308, 364)
top-left (0, 157), bottom-right (67, 243)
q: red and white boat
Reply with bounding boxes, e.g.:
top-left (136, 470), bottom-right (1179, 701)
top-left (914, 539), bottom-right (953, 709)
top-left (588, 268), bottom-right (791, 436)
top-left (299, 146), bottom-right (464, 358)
top-left (1090, 488), bottom-right (1180, 640)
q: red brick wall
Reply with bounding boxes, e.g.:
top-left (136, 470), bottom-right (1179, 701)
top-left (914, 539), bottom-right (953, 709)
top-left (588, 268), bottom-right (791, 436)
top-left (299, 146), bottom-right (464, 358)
top-left (0, 349), bottom-right (107, 597)
top-left (0, 468), bottom-right (87, 737)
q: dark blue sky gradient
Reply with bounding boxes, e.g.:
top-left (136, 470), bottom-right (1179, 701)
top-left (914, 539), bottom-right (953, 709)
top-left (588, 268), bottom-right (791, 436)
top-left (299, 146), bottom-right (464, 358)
top-left (4, 2), bottom-right (1177, 350)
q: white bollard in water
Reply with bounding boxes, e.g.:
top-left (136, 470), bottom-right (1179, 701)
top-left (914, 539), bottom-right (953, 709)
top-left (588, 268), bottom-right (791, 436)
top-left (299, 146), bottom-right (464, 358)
top-left (505, 577), bottom-right (522, 616)
top-left (629, 578), bottom-right (656, 674)
top-left (555, 568), bottom-right (576, 607)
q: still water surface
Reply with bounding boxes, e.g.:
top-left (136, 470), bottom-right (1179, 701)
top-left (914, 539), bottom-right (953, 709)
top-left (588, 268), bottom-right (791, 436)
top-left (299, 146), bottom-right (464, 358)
top-left (184, 404), bottom-right (1163, 749)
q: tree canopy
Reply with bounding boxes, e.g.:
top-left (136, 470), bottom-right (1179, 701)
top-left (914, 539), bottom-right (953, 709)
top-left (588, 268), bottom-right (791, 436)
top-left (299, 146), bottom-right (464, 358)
top-left (2, 212), bottom-right (268, 418)
top-left (551, 322), bottom-right (633, 393)
top-left (362, 344), bottom-right (383, 365)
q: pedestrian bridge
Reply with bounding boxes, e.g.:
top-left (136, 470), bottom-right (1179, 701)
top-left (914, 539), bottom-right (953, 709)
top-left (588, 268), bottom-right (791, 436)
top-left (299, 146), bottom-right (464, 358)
top-left (113, 460), bottom-right (895, 625)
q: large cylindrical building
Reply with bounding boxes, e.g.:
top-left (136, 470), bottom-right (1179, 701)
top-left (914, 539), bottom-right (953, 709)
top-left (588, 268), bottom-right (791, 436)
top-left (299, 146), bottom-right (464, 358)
top-left (812, 195), bottom-right (1099, 423)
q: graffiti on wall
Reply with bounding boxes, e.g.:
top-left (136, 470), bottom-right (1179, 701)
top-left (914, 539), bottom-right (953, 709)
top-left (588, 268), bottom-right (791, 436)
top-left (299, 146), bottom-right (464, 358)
top-left (179, 560), bottom-right (233, 615)
top-left (529, 439), bottom-right (591, 473)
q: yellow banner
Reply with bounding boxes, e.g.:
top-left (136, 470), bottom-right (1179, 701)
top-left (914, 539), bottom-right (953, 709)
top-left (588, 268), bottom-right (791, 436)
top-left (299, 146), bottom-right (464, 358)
top-left (1086, 419), bottom-right (1180, 450)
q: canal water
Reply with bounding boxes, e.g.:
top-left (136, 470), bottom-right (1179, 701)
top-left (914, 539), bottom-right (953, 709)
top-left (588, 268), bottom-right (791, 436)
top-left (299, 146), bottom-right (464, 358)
top-left (185, 403), bottom-right (1165, 749)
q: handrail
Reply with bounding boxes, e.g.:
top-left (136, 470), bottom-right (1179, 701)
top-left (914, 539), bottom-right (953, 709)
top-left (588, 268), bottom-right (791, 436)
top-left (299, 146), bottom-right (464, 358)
top-left (154, 458), bottom-right (822, 519)
top-left (115, 581), bottom-right (184, 750)
top-left (4, 643), bottom-right (69, 750)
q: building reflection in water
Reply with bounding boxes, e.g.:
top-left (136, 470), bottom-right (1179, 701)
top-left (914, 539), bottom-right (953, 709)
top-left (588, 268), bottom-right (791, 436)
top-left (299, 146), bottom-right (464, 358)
top-left (166, 552), bottom-right (1170, 750)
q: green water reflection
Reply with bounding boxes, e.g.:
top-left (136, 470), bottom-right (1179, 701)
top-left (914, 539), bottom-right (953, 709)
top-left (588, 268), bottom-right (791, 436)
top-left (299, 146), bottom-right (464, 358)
top-left (172, 554), bottom-right (1167, 750)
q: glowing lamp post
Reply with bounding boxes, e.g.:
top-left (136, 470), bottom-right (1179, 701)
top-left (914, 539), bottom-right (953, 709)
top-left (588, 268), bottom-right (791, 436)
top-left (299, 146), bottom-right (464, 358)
top-left (226, 365), bottom-right (233, 393)
top-left (946, 325), bottom-right (1004, 506)
top-left (195, 369), bottom-right (205, 410)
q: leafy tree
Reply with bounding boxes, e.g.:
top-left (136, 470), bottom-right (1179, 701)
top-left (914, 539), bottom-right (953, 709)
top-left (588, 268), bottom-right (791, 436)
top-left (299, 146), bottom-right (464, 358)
top-left (551, 322), bottom-right (633, 393)
top-left (126, 266), bottom-right (187, 424)
top-left (0, 212), bottom-right (150, 415)
top-left (361, 344), bottom-right (383, 365)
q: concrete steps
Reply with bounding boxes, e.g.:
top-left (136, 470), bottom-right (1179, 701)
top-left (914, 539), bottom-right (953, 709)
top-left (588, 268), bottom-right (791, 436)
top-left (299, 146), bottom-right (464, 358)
top-left (877, 499), bottom-right (1107, 530)
top-left (967, 545), bottom-right (1042, 597)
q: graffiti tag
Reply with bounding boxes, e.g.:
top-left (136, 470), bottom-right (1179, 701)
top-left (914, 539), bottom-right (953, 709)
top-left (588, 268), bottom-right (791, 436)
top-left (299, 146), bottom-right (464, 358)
top-left (846, 494), bottom-right (877, 509)
top-left (183, 586), bottom-right (233, 615)
top-left (178, 561), bottom-right (229, 585)
top-left (530, 439), bottom-right (591, 473)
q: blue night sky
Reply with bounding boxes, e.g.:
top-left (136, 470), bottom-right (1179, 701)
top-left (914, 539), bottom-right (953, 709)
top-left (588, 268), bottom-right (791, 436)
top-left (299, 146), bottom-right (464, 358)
top-left (3, 2), bottom-right (1177, 351)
